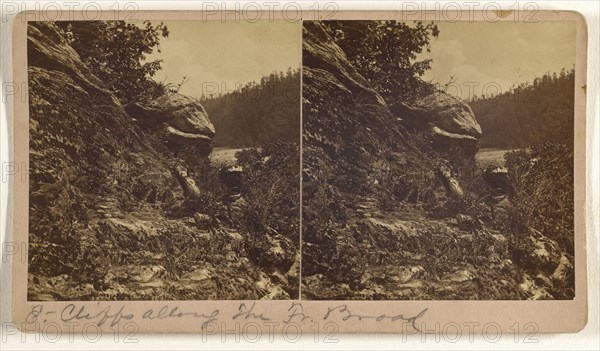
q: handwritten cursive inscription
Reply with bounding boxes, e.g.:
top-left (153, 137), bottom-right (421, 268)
top-left (142, 305), bottom-right (219, 329)
top-left (323, 304), bottom-right (428, 331)
top-left (26, 302), bottom-right (429, 332)
top-left (61, 304), bottom-right (134, 327)
top-left (283, 302), bottom-right (314, 324)
top-left (232, 302), bottom-right (271, 321)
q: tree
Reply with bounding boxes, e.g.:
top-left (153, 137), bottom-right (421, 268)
top-left (56, 21), bottom-right (169, 104)
top-left (323, 20), bottom-right (439, 103)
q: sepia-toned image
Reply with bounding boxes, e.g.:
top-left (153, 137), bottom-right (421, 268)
top-left (26, 19), bottom-right (301, 300)
top-left (301, 20), bottom-right (576, 300)
top-left (8, 8), bottom-right (590, 335)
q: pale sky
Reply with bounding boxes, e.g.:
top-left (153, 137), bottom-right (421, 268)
top-left (418, 21), bottom-right (577, 100)
top-left (147, 20), bottom-right (576, 101)
top-left (147, 20), bottom-right (301, 98)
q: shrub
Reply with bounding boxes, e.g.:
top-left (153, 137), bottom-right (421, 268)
top-left (56, 21), bottom-right (169, 104)
top-left (504, 143), bottom-right (574, 254)
top-left (29, 168), bottom-right (86, 276)
top-left (323, 20), bottom-right (438, 103)
top-left (235, 142), bottom-right (300, 244)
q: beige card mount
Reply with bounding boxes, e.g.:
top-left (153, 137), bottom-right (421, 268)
top-left (10, 10), bottom-right (587, 334)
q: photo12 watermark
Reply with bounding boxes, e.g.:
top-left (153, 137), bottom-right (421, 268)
top-left (1, 1), bottom-right (341, 23)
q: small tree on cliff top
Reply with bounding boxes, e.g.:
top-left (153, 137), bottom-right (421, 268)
top-left (324, 21), bottom-right (439, 104)
top-left (56, 21), bottom-right (169, 104)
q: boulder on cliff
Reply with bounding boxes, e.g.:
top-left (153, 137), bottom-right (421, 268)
top-left (301, 22), bottom-right (437, 294)
top-left (391, 91), bottom-right (482, 155)
top-left (27, 21), bottom-right (298, 301)
top-left (27, 21), bottom-right (163, 194)
top-left (125, 93), bottom-right (215, 157)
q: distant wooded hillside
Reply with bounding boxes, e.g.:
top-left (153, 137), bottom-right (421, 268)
top-left (201, 69), bottom-right (300, 147)
top-left (470, 69), bottom-right (574, 148)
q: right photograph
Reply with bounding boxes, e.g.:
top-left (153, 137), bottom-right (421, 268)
top-left (301, 20), bottom-right (576, 300)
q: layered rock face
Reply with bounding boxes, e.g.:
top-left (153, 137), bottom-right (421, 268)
top-left (28, 22), bottom-right (177, 287)
top-left (302, 22), bottom-right (422, 191)
top-left (27, 23), bottom-right (215, 187)
top-left (27, 22), bottom-right (301, 301)
top-left (301, 21), bottom-right (480, 204)
top-left (27, 21), bottom-right (168, 201)
top-left (302, 22), bottom-right (438, 298)
top-left (27, 22), bottom-right (120, 107)
top-left (302, 21), bottom-right (481, 165)
top-left (28, 22), bottom-right (288, 300)
top-left (302, 22), bottom-right (388, 109)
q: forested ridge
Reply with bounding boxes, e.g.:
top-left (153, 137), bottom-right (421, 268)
top-left (201, 69), bottom-right (301, 147)
top-left (470, 69), bottom-right (575, 148)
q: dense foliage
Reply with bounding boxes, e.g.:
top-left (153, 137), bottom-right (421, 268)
top-left (167, 142), bottom-right (301, 298)
top-left (235, 142), bottom-right (301, 244)
top-left (56, 20), bottom-right (169, 104)
top-left (301, 21), bottom-right (575, 300)
top-left (323, 20), bottom-right (438, 103)
top-left (504, 144), bottom-right (574, 254)
top-left (470, 69), bottom-right (575, 148)
top-left (201, 69), bottom-right (300, 147)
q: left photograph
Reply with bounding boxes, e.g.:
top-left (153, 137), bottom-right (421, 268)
top-left (27, 20), bottom-right (301, 300)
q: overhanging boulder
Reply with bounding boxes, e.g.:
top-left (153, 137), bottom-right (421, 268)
top-left (125, 92), bottom-right (215, 157)
top-left (391, 91), bottom-right (482, 155)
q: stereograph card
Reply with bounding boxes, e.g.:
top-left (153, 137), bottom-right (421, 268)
top-left (8, 9), bottom-right (588, 335)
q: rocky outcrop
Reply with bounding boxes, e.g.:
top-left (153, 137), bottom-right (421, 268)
top-left (302, 22), bottom-right (388, 108)
top-left (27, 22), bottom-right (119, 107)
top-left (302, 22), bottom-right (419, 183)
top-left (302, 21), bottom-right (481, 168)
top-left (27, 21), bottom-right (165, 196)
top-left (302, 22), bottom-right (441, 298)
top-left (27, 22), bottom-right (178, 279)
top-left (416, 92), bottom-right (482, 138)
top-left (517, 230), bottom-right (562, 274)
top-left (125, 93), bottom-right (215, 157)
top-left (391, 91), bottom-right (482, 155)
top-left (300, 22), bottom-right (540, 301)
top-left (27, 21), bottom-right (298, 301)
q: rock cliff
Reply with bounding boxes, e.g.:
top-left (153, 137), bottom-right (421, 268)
top-left (27, 22), bottom-right (293, 300)
top-left (28, 22), bottom-right (174, 211)
top-left (301, 21), bottom-right (566, 300)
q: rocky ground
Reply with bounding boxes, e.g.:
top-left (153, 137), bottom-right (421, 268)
top-left (30, 202), bottom-right (297, 300)
top-left (302, 191), bottom-right (572, 300)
